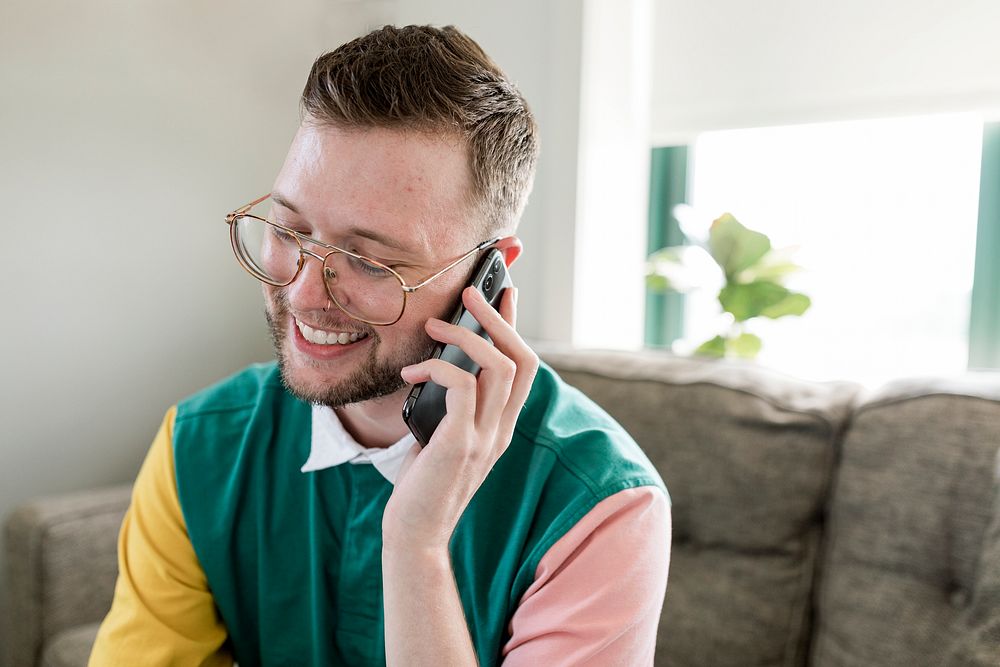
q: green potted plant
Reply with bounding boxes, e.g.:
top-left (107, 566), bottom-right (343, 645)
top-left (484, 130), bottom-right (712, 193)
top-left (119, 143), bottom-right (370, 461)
top-left (646, 212), bottom-right (811, 359)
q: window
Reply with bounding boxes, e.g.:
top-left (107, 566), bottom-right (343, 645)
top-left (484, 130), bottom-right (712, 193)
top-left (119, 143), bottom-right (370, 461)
top-left (657, 114), bottom-right (985, 386)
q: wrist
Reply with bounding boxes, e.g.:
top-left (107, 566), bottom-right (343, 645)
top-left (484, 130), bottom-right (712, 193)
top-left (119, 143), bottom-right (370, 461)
top-left (382, 510), bottom-right (456, 555)
top-left (382, 541), bottom-right (453, 583)
top-left (382, 533), bottom-right (451, 560)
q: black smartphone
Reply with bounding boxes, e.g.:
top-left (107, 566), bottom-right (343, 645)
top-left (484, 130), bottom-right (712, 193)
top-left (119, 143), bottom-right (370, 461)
top-left (402, 248), bottom-right (513, 446)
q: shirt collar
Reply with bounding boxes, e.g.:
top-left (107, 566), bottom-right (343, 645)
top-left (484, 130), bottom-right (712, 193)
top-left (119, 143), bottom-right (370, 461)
top-left (300, 404), bottom-right (417, 484)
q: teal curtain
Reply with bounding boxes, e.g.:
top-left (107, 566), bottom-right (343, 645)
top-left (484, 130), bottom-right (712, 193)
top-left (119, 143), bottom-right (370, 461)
top-left (645, 146), bottom-right (689, 348)
top-left (969, 123), bottom-right (1000, 369)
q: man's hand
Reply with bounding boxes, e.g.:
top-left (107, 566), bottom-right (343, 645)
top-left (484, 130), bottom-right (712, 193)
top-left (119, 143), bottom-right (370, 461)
top-left (384, 284), bottom-right (538, 552)
top-left (382, 284), bottom-right (536, 664)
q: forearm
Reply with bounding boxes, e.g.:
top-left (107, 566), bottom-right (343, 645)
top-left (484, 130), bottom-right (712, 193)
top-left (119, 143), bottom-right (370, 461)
top-left (382, 544), bottom-right (478, 666)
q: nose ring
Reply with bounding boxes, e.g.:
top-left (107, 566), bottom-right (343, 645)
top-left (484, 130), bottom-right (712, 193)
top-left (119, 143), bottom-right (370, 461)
top-left (324, 299), bottom-right (332, 313)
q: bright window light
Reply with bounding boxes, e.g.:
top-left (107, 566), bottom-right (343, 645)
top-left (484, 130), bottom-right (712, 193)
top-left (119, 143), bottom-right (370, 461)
top-left (685, 113), bottom-right (983, 387)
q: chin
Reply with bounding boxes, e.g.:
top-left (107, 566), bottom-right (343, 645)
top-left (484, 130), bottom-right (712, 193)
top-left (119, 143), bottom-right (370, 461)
top-left (275, 332), bottom-right (416, 408)
top-left (283, 353), bottom-right (345, 395)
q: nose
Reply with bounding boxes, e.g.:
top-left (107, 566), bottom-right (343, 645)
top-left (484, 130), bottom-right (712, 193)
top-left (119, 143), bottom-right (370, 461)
top-left (285, 251), bottom-right (330, 313)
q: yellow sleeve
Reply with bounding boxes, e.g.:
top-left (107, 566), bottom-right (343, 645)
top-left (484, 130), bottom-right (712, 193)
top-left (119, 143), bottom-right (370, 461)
top-left (89, 407), bottom-right (233, 667)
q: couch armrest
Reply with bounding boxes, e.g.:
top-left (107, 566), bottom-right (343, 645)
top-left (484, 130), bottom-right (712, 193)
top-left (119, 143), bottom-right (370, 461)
top-left (944, 458), bottom-right (1000, 666)
top-left (4, 485), bottom-right (131, 667)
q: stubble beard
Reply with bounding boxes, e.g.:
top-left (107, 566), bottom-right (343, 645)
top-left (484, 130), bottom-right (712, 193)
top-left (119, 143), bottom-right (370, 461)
top-left (265, 290), bottom-right (437, 409)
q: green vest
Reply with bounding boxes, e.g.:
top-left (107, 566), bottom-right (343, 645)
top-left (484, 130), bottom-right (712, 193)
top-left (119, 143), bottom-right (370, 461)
top-left (173, 361), bottom-right (667, 667)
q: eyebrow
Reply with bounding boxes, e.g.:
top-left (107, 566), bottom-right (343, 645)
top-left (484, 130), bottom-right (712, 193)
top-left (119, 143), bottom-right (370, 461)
top-left (270, 192), bottom-right (300, 214)
top-left (270, 191), bottom-right (412, 255)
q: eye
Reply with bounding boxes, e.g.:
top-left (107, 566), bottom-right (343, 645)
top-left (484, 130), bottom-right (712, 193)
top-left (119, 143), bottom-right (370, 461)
top-left (348, 254), bottom-right (393, 278)
top-left (269, 225), bottom-right (298, 244)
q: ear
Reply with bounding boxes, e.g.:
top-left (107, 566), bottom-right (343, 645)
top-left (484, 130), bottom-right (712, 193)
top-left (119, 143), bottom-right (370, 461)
top-left (493, 236), bottom-right (523, 267)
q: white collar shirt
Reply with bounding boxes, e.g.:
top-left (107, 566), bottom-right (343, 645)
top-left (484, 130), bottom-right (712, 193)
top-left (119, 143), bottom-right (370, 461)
top-left (300, 404), bottom-right (417, 484)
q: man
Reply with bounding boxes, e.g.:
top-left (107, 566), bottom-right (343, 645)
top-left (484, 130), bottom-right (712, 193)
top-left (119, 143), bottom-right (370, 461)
top-left (90, 24), bottom-right (670, 666)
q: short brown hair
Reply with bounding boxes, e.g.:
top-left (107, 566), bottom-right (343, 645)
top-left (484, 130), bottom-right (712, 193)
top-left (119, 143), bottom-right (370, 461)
top-left (300, 25), bottom-right (539, 236)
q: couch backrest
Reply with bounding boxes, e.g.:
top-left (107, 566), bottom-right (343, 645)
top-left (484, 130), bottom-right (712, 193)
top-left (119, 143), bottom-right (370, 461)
top-left (810, 374), bottom-right (1000, 667)
top-left (3, 484), bottom-right (130, 667)
top-left (541, 347), bottom-right (861, 667)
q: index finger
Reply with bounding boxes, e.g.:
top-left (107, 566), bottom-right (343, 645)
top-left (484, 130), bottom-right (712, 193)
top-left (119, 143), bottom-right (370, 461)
top-left (461, 286), bottom-right (539, 434)
top-left (498, 286), bottom-right (517, 329)
top-left (461, 286), bottom-right (521, 353)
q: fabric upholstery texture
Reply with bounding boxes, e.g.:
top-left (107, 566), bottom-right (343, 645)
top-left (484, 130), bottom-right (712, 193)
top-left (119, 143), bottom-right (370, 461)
top-left (42, 623), bottom-right (101, 667)
top-left (943, 489), bottom-right (1000, 666)
top-left (3, 485), bottom-right (130, 667)
top-left (810, 379), bottom-right (1000, 667)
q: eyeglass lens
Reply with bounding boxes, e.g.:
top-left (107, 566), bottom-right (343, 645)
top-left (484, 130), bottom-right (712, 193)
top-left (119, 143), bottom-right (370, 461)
top-left (232, 215), bottom-right (405, 325)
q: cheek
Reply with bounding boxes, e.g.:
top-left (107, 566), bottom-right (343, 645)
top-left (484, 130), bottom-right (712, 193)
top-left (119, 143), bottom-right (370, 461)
top-left (262, 284), bottom-right (279, 310)
top-left (412, 282), bottom-right (465, 327)
top-left (379, 289), bottom-right (456, 350)
top-left (262, 285), bottom-right (292, 324)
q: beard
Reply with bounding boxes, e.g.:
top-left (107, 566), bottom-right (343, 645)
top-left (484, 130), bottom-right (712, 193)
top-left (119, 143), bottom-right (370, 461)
top-left (265, 289), bottom-right (437, 409)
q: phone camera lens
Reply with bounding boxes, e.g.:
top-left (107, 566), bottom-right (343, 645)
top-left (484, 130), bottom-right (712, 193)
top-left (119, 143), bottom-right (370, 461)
top-left (483, 274), bottom-right (494, 293)
top-left (492, 258), bottom-right (503, 273)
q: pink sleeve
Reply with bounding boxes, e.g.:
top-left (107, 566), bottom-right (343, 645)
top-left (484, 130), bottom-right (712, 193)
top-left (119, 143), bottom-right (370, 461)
top-left (501, 486), bottom-right (672, 666)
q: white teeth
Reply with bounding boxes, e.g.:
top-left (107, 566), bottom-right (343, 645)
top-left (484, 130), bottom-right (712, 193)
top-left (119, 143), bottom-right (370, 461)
top-left (296, 319), bottom-right (368, 346)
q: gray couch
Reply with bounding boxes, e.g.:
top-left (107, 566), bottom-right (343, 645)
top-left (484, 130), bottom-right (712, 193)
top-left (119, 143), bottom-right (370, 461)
top-left (5, 347), bottom-right (1000, 666)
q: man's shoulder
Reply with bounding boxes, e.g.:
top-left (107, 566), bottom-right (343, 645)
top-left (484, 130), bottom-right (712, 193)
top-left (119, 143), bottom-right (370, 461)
top-left (171, 361), bottom-right (310, 486)
top-left (512, 360), bottom-right (666, 497)
top-left (517, 360), bottom-right (637, 453)
top-left (176, 361), bottom-right (285, 422)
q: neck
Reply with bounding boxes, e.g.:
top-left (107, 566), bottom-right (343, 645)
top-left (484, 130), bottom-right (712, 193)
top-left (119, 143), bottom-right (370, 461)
top-left (334, 386), bottom-right (412, 448)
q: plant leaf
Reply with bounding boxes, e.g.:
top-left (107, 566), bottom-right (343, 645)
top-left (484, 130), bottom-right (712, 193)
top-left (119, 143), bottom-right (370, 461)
top-left (708, 213), bottom-right (771, 278)
top-left (647, 246), bottom-right (687, 264)
top-left (694, 335), bottom-right (726, 358)
top-left (718, 281), bottom-right (792, 322)
top-left (646, 274), bottom-right (672, 291)
top-left (737, 246), bottom-right (804, 283)
top-left (646, 245), bottom-right (719, 293)
top-left (759, 292), bottom-right (812, 319)
top-left (727, 332), bottom-right (762, 358)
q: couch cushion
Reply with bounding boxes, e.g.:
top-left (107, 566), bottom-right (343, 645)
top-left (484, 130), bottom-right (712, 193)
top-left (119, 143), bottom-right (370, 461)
top-left (540, 347), bottom-right (860, 667)
top-left (810, 374), bottom-right (1000, 667)
top-left (42, 623), bottom-right (100, 667)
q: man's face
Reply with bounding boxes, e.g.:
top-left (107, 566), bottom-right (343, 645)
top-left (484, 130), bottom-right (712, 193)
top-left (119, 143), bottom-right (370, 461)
top-left (265, 122), bottom-right (481, 408)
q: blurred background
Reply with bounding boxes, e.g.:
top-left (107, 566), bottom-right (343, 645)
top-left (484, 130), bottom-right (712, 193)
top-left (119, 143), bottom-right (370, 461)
top-left (2, 0), bottom-right (999, 658)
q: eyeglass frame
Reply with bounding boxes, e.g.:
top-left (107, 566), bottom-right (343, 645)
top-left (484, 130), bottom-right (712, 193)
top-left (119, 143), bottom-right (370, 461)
top-left (225, 193), bottom-right (501, 326)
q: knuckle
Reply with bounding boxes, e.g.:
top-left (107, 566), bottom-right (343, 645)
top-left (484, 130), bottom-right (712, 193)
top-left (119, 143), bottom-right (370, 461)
top-left (519, 351), bottom-right (540, 381)
top-left (499, 359), bottom-right (517, 384)
top-left (460, 373), bottom-right (478, 394)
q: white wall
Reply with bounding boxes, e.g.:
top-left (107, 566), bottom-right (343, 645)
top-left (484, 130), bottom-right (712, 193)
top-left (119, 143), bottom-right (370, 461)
top-left (573, 0), bottom-right (652, 349)
top-left (0, 0), bottom-right (377, 657)
top-left (652, 0), bottom-right (1000, 142)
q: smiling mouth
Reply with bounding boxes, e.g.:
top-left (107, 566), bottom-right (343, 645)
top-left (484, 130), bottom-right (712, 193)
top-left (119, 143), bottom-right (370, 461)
top-left (295, 319), bottom-right (370, 346)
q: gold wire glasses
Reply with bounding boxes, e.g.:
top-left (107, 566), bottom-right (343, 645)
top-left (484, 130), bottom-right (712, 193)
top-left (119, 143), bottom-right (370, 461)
top-left (225, 194), bottom-right (499, 326)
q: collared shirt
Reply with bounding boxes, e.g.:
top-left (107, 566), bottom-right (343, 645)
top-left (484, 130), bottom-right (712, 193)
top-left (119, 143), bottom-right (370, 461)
top-left (300, 404), bottom-right (415, 483)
